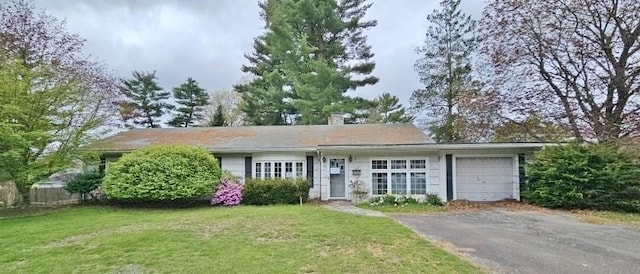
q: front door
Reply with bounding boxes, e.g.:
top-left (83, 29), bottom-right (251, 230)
top-left (329, 158), bottom-right (346, 199)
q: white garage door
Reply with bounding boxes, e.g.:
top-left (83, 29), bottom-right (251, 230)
top-left (455, 157), bottom-right (515, 201)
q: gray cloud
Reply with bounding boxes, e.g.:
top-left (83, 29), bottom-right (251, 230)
top-left (33, 0), bottom-right (486, 106)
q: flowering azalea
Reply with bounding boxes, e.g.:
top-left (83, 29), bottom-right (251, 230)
top-left (212, 177), bottom-right (243, 206)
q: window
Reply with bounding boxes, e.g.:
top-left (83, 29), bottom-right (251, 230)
top-left (254, 161), bottom-right (305, 179)
top-left (296, 162), bottom-right (304, 178)
top-left (410, 160), bottom-right (426, 169)
top-left (255, 163), bottom-right (262, 179)
top-left (410, 172), bottom-right (427, 195)
top-left (391, 173), bottom-right (407, 194)
top-left (372, 160), bottom-right (387, 169)
top-left (371, 159), bottom-right (428, 195)
top-left (284, 162), bottom-right (293, 178)
top-left (391, 160), bottom-right (406, 169)
top-left (264, 163), bottom-right (272, 178)
top-left (274, 162), bottom-right (282, 178)
top-left (372, 173), bottom-right (387, 195)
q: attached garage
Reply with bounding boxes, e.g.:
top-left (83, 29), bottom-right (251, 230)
top-left (454, 156), bottom-right (517, 201)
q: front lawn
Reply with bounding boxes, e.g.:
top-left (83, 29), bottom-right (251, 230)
top-left (0, 205), bottom-right (480, 273)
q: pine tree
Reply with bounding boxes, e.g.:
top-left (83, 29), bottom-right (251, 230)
top-left (236, 0), bottom-right (378, 125)
top-left (168, 77), bottom-right (209, 127)
top-left (410, 0), bottom-right (478, 142)
top-left (118, 71), bottom-right (173, 128)
top-left (208, 104), bottom-right (227, 127)
top-left (369, 93), bottom-right (414, 124)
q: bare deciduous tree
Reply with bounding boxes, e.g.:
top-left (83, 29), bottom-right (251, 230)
top-left (480, 0), bottom-right (640, 142)
top-left (204, 89), bottom-right (245, 127)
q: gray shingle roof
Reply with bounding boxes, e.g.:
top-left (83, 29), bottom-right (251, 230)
top-left (91, 124), bottom-right (433, 152)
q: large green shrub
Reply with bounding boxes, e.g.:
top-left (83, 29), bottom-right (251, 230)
top-left (102, 146), bottom-right (221, 202)
top-left (523, 143), bottom-right (640, 212)
top-left (242, 178), bottom-right (310, 205)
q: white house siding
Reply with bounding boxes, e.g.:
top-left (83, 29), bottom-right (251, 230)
top-left (219, 156), bottom-right (245, 179)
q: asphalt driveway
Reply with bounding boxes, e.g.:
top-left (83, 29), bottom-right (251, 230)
top-left (392, 209), bottom-right (640, 274)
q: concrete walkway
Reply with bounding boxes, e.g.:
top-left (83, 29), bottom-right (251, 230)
top-left (322, 201), bottom-right (386, 217)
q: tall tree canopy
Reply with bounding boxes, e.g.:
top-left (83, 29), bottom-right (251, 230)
top-left (208, 104), bottom-right (227, 127)
top-left (205, 89), bottom-right (245, 126)
top-left (0, 0), bottom-right (119, 201)
top-left (411, 0), bottom-right (480, 142)
top-left (168, 77), bottom-right (209, 127)
top-left (480, 0), bottom-right (640, 142)
top-left (118, 71), bottom-right (172, 128)
top-left (236, 0), bottom-right (378, 125)
top-left (367, 93), bottom-right (414, 124)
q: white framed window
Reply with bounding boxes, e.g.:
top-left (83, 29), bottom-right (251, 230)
top-left (391, 160), bottom-right (406, 169)
top-left (372, 172), bottom-right (388, 195)
top-left (410, 172), bottom-right (427, 195)
top-left (254, 161), bottom-right (305, 179)
top-left (264, 162), bottom-right (272, 178)
top-left (274, 162), bottom-right (282, 178)
top-left (285, 162), bottom-right (293, 178)
top-left (372, 160), bottom-right (387, 170)
top-left (295, 162), bottom-right (303, 177)
top-left (255, 163), bottom-right (262, 178)
top-left (371, 158), bottom-right (428, 195)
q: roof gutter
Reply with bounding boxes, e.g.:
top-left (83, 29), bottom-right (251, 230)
top-left (317, 143), bottom-right (554, 151)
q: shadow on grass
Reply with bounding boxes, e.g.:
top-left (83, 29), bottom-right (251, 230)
top-left (0, 199), bottom-right (217, 219)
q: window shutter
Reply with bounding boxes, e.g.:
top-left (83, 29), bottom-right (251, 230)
top-left (245, 157), bottom-right (252, 179)
top-left (518, 154), bottom-right (526, 199)
top-left (99, 156), bottom-right (106, 174)
top-left (306, 156), bottom-right (314, 187)
top-left (215, 156), bottom-right (222, 169)
top-left (446, 154), bottom-right (453, 201)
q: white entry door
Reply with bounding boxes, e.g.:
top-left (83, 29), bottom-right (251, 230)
top-left (455, 157), bottom-right (515, 201)
top-left (329, 158), bottom-right (346, 199)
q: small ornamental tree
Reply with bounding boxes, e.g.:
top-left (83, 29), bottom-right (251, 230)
top-left (64, 172), bottom-right (104, 202)
top-left (102, 146), bottom-right (221, 202)
top-left (524, 143), bottom-right (640, 212)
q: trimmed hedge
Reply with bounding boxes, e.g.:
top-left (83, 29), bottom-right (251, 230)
top-left (523, 143), bottom-right (640, 212)
top-left (102, 146), bottom-right (221, 202)
top-left (242, 178), bottom-right (310, 205)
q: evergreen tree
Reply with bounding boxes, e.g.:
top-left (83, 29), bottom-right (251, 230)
top-left (369, 93), bottom-right (414, 124)
top-left (118, 71), bottom-right (172, 128)
top-left (236, 0), bottom-right (378, 125)
top-left (410, 0), bottom-right (478, 142)
top-left (209, 104), bottom-right (227, 127)
top-left (168, 77), bottom-right (209, 127)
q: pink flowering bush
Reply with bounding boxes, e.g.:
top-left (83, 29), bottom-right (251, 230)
top-left (211, 176), bottom-right (243, 206)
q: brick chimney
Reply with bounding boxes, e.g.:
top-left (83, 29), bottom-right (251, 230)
top-left (328, 113), bottom-right (344, 125)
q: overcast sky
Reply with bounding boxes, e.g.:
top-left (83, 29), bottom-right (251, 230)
top-left (33, 0), bottom-right (486, 106)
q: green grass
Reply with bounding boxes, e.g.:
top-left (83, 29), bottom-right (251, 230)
top-left (0, 205), bottom-right (480, 273)
top-left (358, 203), bottom-right (448, 214)
top-left (573, 210), bottom-right (640, 227)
